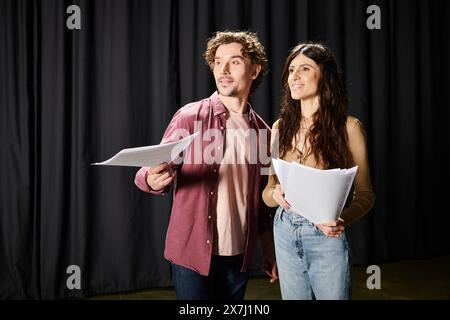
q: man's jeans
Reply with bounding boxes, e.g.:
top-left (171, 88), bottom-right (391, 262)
top-left (273, 207), bottom-right (352, 300)
top-left (171, 254), bottom-right (249, 300)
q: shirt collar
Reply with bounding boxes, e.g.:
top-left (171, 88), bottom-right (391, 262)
top-left (210, 91), bottom-right (256, 123)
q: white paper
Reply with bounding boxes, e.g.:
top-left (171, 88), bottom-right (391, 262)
top-left (92, 132), bottom-right (200, 167)
top-left (272, 158), bottom-right (358, 224)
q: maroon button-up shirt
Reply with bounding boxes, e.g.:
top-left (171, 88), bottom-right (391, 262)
top-left (134, 92), bottom-right (272, 276)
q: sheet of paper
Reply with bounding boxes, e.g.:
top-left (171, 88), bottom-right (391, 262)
top-left (272, 158), bottom-right (292, 188)
top-left (272, 158), bottom-right (358, 224)
top-left (92, 132), bottom-right (200, 167)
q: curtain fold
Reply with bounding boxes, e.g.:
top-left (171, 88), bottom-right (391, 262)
top-left (1, 0), bottom-right (449, 299)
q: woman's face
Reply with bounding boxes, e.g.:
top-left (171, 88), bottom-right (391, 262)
top-left (287, 53), bottom-right (321, 101)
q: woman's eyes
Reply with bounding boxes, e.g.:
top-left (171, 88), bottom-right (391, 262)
top-left (289, 66), bottom-right (310, 73)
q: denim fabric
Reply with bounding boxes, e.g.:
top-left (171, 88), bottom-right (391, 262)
top-left (273, 207), bottom-right (352, 300)
top-left (171, 254), bottom-right (249, 300)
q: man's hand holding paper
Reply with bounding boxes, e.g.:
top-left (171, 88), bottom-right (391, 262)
top-left (146, 162), bottom-right (175, 192)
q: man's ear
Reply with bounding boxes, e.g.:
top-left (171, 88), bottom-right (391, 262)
top-left (252, 64), bottom-right (262, 80)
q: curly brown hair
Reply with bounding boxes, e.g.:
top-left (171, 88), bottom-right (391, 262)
top-left (204, 30), bottom-right (268, 95)
top-left (278, 42), bottom-right (353, 169)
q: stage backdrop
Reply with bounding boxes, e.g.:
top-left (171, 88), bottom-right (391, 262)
top-left (1, 0), bottom-right (449, 299)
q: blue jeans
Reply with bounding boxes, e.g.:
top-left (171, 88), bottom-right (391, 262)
top-left (171, 254), bottom-right (249, 300)
top-left (273, 207), bottom-right (352, 300)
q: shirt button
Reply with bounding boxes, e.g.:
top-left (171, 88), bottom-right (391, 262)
top-left (208, 216), bottom-right (211, 219)
top-left (210, 191), bottom-right (214, 195)
top-left (220, 126), bottom-right (224, 130)
top-left (213, 168), bottom-right (217, 173)
top-left (206, 240), bottom-right (211, 244)
top-left (217, 146), bottom-right (221, 150)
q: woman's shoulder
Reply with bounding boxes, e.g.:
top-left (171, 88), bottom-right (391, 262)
top-left (272, 119), bottom-right (281, 130)
top-left (346, 115), bottom-right (365, 133)
top-left (346, 115), bottom-right (367, 145)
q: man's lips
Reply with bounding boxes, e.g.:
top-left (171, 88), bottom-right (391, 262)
top-left (218, 77), bottom-right (234, 85)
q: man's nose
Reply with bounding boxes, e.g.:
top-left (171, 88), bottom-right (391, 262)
top-left (221, 62), bottom-right (230, 73)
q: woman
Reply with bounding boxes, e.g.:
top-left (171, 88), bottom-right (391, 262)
top-left (262, 43), bottom-right (376, 300)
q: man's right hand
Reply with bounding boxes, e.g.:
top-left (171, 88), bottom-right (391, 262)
top-left (146, 162), bottom-right (175, 191)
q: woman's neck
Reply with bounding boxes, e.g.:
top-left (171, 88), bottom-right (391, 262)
top-left (300, 96), bottom-right (319, 119)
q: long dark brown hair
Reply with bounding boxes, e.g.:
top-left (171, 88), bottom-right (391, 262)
top-left (278, 42), bottom-right (353, 169)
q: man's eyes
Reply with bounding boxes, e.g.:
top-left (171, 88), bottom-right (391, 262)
top-left (214, 59), bottom-right (243, 66)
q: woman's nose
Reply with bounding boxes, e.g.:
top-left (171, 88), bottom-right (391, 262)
top-left (291, 68), bottom-right (300, 79)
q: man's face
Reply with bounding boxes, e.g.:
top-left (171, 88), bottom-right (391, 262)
top-left (213, 42), bottom-right (259, 99)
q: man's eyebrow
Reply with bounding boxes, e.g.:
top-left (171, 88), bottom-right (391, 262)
top-left (214, 55), bottom-right (246, 60)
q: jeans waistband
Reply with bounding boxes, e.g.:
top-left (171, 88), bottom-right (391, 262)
top-left (279, 208), bottom-right (315, 226)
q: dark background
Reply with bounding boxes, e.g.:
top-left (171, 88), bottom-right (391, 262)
top-left (1, 0), bottom-right (449, 299)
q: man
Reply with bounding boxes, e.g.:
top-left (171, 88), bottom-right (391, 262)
top-left (134, 31), bottom-right (277, 300)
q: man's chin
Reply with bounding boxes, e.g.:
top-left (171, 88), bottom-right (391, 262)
top-left (218, 88), bottom-right (238, 97)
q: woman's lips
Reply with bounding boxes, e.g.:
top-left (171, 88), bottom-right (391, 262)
top-left (291, 84), bottom-right (304, 90)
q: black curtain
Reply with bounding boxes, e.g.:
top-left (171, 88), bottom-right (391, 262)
top-left (1, 0), bottom-right (449, 299)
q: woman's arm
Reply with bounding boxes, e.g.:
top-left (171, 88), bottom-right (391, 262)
top-left (262, 174), bottom-right (279, 207)
top-left (340, 117), bottom-right (376, 225)
top-left (262, 120), bottom-right (283, 207)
